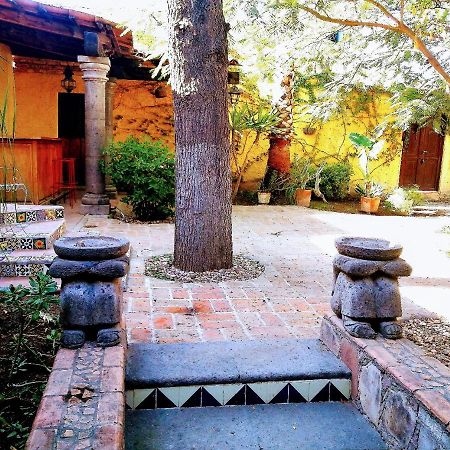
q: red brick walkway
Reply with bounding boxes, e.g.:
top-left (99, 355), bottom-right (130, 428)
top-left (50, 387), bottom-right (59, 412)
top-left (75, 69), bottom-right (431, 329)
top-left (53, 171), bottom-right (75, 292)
top-left (66, 206), bottom-right (441, 345)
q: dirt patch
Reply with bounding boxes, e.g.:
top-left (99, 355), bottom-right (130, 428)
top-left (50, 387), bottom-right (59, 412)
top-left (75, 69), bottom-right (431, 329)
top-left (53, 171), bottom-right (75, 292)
top-left (403, 318), bottom-right (450, 368)
top-left (145, 254), bottom-right (265, 283)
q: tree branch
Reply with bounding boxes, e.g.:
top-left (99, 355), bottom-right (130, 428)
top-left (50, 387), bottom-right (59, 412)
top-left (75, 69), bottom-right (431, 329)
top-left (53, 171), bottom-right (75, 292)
top-left (299, 5), bottom-right (450, 86)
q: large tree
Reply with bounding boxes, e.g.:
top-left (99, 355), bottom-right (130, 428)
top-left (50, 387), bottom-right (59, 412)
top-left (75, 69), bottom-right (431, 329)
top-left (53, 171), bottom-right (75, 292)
top-left (167, 0), bottom-right (233, 272)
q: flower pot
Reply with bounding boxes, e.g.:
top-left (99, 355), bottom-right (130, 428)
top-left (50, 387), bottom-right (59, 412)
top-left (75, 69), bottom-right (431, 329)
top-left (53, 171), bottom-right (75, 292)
top-left (258, 192), bottom-right (271, 204)
top-left (360, 196), bottom-right (380, 213)
top-left (295, 189), bottom-right (312, 207)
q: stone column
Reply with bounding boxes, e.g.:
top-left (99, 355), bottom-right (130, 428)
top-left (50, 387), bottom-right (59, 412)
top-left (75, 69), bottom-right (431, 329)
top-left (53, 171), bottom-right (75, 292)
top-left (105, 77), bottom-right (118, 198)
top-left (78, 56), bottom-right (111, 215)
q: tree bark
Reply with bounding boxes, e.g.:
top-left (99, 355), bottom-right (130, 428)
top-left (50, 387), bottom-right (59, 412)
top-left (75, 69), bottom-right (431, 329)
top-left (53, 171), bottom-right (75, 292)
top-left (168, 0), bottom-right (233, 272)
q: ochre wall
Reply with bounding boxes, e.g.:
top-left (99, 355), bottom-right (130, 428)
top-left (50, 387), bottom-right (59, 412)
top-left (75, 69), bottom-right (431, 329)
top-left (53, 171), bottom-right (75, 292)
top-left (439, 138), bottom-right (450, 196)
top-left (0, 43), bottom-right (15, 137)
top-left (14, 60), bottom-right (84, 139)
top-left (112, 79), bottom-right (174, 149)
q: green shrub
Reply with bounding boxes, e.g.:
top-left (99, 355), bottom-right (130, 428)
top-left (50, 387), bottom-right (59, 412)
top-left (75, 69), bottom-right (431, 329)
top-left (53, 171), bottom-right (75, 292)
top-left (102, 137), bottom-right (175, 220)
top-left (319, 162), bottom-right (352, 200)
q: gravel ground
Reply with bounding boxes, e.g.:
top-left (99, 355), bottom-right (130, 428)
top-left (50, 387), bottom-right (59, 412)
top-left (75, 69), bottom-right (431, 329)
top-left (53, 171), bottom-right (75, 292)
top-left (145, 254), bottom-right (265, 283)
top-left (403, 318), bottom-right (450, 368)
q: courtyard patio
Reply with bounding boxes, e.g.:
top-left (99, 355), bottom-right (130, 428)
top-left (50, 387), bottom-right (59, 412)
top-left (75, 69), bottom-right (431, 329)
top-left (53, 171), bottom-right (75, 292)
top-left (65, 205), bottom-right (450, 344)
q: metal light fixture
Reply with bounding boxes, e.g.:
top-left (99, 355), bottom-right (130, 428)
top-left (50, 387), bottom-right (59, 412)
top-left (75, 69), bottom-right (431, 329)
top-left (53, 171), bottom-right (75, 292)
top-left (228, 85), bottom-right (242, 106)
top-left (61, 65), bottom-right (76, 93)
top-left (228, 59), bottom-right (242, 106)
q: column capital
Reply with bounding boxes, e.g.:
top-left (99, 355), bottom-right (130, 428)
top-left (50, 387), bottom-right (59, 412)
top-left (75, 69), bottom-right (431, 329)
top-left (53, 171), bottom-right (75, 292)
top-left (78, 56), bottom-right (110, 82)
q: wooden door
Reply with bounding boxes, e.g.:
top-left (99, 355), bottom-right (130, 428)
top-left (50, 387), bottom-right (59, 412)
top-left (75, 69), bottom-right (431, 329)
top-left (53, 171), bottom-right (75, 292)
top-left (399, 124), bottom-right (444, 191)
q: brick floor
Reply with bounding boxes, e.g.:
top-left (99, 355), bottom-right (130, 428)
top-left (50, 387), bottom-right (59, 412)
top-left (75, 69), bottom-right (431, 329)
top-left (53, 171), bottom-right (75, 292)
top-left (65, 205), bottom-right (450, 345)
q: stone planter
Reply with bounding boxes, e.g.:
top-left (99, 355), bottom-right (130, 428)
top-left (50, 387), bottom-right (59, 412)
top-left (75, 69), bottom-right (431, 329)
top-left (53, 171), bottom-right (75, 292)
top-left (295, 189), bottom-right (312, 207)
top-left (360, 196), bottom-right (380, 213)
top-left (258, 192), bottom-right (271, 204)
top-left (49, 236), bottom-right (130, 349)
top-left (332, 237), bottom-right (411, 339)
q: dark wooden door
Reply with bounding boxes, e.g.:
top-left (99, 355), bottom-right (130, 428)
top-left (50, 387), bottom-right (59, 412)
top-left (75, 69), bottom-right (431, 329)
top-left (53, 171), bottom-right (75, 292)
top-left (58, 93), bottom-right (85, 185)
top-left (399, 125), bottom-right (444, 191)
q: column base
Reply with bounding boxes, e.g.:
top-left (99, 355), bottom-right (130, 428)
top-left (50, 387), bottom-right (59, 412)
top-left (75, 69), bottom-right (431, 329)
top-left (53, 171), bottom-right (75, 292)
top-left (82, 192), bottom-right (110, 205)
top-left (79, 203), bottom-right (110, 215)
top-left (106, 184), bottom-right (118, 199)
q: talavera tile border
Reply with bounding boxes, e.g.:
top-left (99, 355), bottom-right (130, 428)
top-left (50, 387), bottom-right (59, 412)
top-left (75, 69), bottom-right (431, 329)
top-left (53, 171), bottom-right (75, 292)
top-left (126, 378), bottom-right (351, 410)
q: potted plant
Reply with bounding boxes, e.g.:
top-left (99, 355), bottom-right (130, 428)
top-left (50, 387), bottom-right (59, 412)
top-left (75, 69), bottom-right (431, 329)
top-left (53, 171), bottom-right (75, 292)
top-left (355, 182), bottom-right (384, 213)
top-left (349, 132), bottom-right (385, 214)
top-left (285, 155), bottom-right (316, 207)
top-left (258, 170), bottom-right (285, 204)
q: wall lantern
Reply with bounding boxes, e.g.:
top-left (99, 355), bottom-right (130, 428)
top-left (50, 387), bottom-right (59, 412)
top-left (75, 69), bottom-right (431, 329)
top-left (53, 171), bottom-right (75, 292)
top-left (61, 65), bottom-right (76, 93)
top-left (228, 85), bottom-right (242, 106)
top-left (228, 59), bottom-right (241, 85)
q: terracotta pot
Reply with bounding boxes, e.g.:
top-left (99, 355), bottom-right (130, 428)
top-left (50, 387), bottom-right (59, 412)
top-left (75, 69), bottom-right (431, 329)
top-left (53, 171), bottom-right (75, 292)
top-left (258, 192), bottom-right (271, 205)
top-left (360, 196), bottom-right (380, 213)
top-left (295, 189), bottom-right (312, 207)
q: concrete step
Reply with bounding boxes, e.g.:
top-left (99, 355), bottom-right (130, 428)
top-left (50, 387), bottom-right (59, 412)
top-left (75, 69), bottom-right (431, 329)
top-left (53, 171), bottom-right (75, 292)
top-left (0, 204), bottom-right (64, 224)
top-left (125, 402), bottom-right (387, 450)
top-left (0, 249), bottom-right (55, 277)
top-left (0, 219), bottom-right (65, 251)
top-left (412, 203), bottom-right (450, 216)
top-left (126, 339), bottom-right (351, 409)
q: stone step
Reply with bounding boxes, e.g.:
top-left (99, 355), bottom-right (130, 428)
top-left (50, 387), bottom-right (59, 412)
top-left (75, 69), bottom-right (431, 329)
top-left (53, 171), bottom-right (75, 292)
top-left (0, 204), bottom-right (64, 224)
top-left (0, 249), bottom-right (55, 277)
top-left (125, 402), bottom-right (387, 450)
top-left (0, 219), bottom-right (65, 251)
top-left (126, 339), bottom-right (351, 409)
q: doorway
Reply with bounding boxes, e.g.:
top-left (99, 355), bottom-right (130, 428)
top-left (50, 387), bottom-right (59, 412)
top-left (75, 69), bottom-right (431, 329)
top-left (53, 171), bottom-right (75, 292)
top-left (58, 93), bottom-right (85, 185)
top-left (399, 124), bottom-right (445, 191)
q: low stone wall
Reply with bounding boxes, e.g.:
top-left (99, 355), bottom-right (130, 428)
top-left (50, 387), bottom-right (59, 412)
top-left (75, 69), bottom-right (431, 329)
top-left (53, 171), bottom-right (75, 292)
top-left (26, 342), bottom-right (125, 450)
top-left (321, 314), bottom-right (450, 449)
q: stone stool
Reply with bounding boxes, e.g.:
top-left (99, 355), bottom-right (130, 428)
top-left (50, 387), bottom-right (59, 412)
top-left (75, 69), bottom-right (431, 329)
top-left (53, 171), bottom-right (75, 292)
top-left (49, 236), bottom-right (130, 349)
top-left (331, 237), bottom-right (412, 339)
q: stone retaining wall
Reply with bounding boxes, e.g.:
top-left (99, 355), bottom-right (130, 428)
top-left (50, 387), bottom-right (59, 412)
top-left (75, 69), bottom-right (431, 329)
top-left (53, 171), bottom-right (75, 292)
top-left (26, 342), bottom-right (125, 450)
top-left (321, 314), bottom-right (450, 449)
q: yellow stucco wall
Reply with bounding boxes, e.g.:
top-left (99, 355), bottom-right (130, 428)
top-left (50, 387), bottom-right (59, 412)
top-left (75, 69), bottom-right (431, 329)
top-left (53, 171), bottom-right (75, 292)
top-left (0, 43), bottom-right (15, 137)
top-left (113, 80), bottom-right (174, 149)
top-left (14, 70), bottom-right (84, 139)
top-left (439, 137), bottom-right (450, 196)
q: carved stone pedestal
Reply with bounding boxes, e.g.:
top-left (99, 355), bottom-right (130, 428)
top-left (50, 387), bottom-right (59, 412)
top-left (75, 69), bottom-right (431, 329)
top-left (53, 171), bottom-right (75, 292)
top-left (49, 236), bottom-right (129, 348)
top-left (331, 237), bottom-right (412, 339)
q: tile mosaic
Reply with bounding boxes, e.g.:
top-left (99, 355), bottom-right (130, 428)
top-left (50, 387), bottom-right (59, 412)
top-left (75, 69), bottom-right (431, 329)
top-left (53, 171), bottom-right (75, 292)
top-left (134, 388), bottom-right (155, 409)
top-left (181, 387), bottom-right (201, 407)
top-left (16, 212), bottom-right (26, 223)
top-left (223, 384), bottom-right (244, 405)
top-left (125, 391), bottom-right (134, 409)
top-left (156, 389), bottom-right (177, 408)
top-left (33, 238), bottom-right (47, 250)
top-left (330, 379), bottom-right (351, 400)
top-left (25, 211), bottom-right (37, 222)
top-left (202, 385), bottom-right (224, 406)
top-left (226, 386), bottom-right (246, 406)
top-left (289, 381), bottom-right (310, 402)
top-left (308, 379), bottom-right (330, 402)
top-left (200, 387), bottom-right (221, 407)
top-left (270, 384), bottom-right (289, 404)
top-left (245, 385), bottom-right (265, 405)
top-left (158, 387), bottom-right (180, 407)
top-left (248, 382), bottom-right (287, 404)
top-left (179, 386), bottom-right (200, 407)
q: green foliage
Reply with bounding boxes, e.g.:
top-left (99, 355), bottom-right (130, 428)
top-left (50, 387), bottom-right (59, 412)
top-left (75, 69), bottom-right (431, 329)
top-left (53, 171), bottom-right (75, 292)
top-left (102, 137), bottom-right (175, 220)
top-left (259, 169), bottom-right (287, 193)
top-left (285, 156), bottom-right (316, 201)
top-left (355, 182), bottom-right (384, 198)
top-left (319, 162), bottom-right (352, 200)
top-left (0, 274), bottom-right (60, 448)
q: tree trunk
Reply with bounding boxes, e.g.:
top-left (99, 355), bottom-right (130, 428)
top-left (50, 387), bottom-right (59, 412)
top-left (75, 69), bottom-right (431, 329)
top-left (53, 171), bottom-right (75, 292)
top-left (267, 136), bottom-right (291, 173)
top-left (168, 0), bottom-right (233, 272)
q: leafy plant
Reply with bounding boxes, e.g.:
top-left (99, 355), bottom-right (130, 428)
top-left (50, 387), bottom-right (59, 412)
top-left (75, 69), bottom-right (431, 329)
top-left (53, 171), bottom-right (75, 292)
top-left (230, 102), bottom-right (279, 200)
top-left (258, 169), bottom-right (286, 193)
top-left (318, 162), bottom-right (352, 201)
top-left (0, 273), bottom-right (59, 380)
top-left (355, 182), bottom-right (384, 199)
top-left (384, 186), bottom-right (424, 215)
top-left (102, 137), bottom-right (175, 220)
top-left (285, 156), bottom-right (315, 202)
top-left (349, 132), bottom-right (385, 198)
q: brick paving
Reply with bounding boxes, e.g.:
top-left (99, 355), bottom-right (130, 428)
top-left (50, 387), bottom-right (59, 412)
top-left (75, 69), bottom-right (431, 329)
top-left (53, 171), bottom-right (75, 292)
top-left (65, 206), bottom-right (449, 345)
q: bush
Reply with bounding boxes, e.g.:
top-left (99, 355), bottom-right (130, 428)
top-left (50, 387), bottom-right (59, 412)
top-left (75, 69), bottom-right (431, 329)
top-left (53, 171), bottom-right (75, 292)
top-left (102, 137), bottom-right (175, 220)
top-left (319, 162), bottom-right (352, 200)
